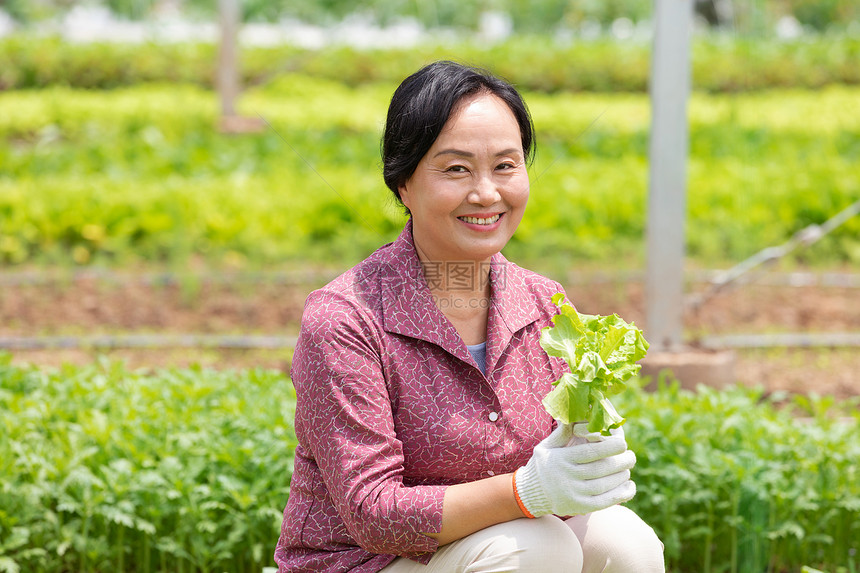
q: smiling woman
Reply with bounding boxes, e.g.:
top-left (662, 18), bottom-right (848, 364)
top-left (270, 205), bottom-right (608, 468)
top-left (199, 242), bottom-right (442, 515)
top-left (273, 61), bottom-right (664, 573)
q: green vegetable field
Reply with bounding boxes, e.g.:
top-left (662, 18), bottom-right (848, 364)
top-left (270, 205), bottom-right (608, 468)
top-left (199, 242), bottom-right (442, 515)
top-left (2, 77), bottom-right (858, 271)
top-left (0, 356), bottom-right (294, 573)
top-left (2, 356), bottom-right (857, 572)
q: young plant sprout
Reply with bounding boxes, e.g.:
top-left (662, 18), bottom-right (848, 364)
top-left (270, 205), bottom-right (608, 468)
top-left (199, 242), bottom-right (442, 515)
top-left (540, 293), bottom-right (650, 435)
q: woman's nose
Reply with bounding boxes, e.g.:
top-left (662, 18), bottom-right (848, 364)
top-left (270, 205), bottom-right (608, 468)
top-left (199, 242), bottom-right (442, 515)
top-left (468, 174), bottom-right (502, 205)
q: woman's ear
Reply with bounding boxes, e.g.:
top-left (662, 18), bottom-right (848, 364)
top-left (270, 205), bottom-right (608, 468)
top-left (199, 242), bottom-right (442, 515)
top-left (398, 183), bottom-right (411, 211)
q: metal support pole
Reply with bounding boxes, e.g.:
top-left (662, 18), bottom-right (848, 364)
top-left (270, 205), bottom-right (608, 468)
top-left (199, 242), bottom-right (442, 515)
top-left (645, 0), bottom-right (694, 351)
top-left (218, 0), bottom-right (240, 118)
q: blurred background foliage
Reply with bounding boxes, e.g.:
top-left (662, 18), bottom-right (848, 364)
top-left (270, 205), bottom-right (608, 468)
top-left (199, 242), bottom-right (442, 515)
top-left (1, 35), bottom-right (859, 92)
top-left (1, 74), bottom-right (857, 270)
top-left (0, 0), bottom-right (857, 271)
top-left (1, 0), bottom-right (858, 34)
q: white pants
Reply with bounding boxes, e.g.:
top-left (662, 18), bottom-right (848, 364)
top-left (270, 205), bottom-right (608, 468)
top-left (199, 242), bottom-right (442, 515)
top-left (379, 506), bottom-right (664, 573)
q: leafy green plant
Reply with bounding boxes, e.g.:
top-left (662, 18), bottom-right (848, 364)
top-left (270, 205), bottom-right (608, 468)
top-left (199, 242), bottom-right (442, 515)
top-left (539, 293), bottom-right (649, 433)
top-left (619, 378), bottom-right (860, 573)
top-left (0, 354), bottom-right (295, 573)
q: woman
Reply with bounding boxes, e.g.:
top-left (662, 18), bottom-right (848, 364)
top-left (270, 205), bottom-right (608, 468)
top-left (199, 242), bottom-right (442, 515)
top-left (274, 61), bottom-right (664, 572)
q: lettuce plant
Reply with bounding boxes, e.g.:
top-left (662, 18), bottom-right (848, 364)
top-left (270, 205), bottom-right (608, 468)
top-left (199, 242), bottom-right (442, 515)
top-left (539, 293), bottom-right (649, 434)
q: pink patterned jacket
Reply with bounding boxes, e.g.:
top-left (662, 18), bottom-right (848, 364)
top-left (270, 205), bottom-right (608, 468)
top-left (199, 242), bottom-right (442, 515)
top-left (274, 220), bottom-right (567, 572)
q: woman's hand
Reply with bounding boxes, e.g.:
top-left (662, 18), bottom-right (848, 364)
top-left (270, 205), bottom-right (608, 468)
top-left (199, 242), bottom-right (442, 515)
top-left (513, 423), bottom-right (636, 519)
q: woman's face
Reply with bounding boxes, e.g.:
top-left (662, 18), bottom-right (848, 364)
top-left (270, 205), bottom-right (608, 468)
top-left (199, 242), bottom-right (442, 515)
top-left (399, 92), bottom-right (529, 266)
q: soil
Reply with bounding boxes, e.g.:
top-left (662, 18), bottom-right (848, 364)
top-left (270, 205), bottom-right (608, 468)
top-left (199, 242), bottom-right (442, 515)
top-left (2, 269), bottom-right (859, 399)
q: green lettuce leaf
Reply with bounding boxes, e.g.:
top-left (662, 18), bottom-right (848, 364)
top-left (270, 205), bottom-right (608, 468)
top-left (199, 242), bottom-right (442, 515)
top-left (540, 293), bottom-right (650, 434)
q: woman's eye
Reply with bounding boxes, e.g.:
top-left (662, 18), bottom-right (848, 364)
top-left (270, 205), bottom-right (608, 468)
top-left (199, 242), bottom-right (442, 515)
top-left (447, 165), bottom-right (467, 173)
top-left (496, 162), bottom-right (515, 170)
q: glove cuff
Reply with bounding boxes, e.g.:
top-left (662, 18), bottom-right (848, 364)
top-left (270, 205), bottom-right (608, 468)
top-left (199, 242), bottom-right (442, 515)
top-left (513, 465), bottom-right (550, 518)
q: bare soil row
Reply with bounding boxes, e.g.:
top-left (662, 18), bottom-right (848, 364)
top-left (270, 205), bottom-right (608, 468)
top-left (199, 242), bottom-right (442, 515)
top-left (3, 272), bottom-right (858, 399)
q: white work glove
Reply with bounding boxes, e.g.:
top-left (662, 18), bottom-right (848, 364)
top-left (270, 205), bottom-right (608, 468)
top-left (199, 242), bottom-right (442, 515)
top-left (513, 423), bottom-right (636, 518)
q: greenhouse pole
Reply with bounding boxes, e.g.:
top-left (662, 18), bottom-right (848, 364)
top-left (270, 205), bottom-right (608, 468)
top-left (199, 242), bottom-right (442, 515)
top-left (645, 0), bottom-right (694, 352)
top-left (218, 0), bottom-right (240, 119)
top-left (217, 0), bottom-right (264, 133)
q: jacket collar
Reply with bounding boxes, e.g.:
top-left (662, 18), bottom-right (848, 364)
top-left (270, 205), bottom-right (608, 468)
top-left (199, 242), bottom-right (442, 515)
top-left (379, 220), bottom-right (542, 374)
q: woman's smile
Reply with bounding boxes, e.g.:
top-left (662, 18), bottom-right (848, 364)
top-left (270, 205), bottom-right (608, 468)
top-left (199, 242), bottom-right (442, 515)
top-left (458, 213), bottom-right (504, 229)
top-left (459, 213), bottom-right (502, 225)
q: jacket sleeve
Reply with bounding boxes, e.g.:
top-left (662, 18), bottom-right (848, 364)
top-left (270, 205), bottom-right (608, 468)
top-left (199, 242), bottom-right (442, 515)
top-left (290, 289), bottom-right (445, 560)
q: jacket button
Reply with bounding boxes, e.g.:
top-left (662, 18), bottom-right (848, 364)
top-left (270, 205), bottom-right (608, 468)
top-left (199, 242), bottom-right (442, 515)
top-left (488, 411), bottom-right (499, 422)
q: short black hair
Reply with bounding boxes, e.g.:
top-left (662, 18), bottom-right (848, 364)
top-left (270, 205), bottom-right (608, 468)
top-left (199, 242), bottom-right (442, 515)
top-left (381, 60), bottom-right (535, 211)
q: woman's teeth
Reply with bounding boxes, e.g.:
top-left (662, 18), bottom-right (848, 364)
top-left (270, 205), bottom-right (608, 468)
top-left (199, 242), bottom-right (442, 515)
top-left (460, 214), bottom-right (501, 225)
